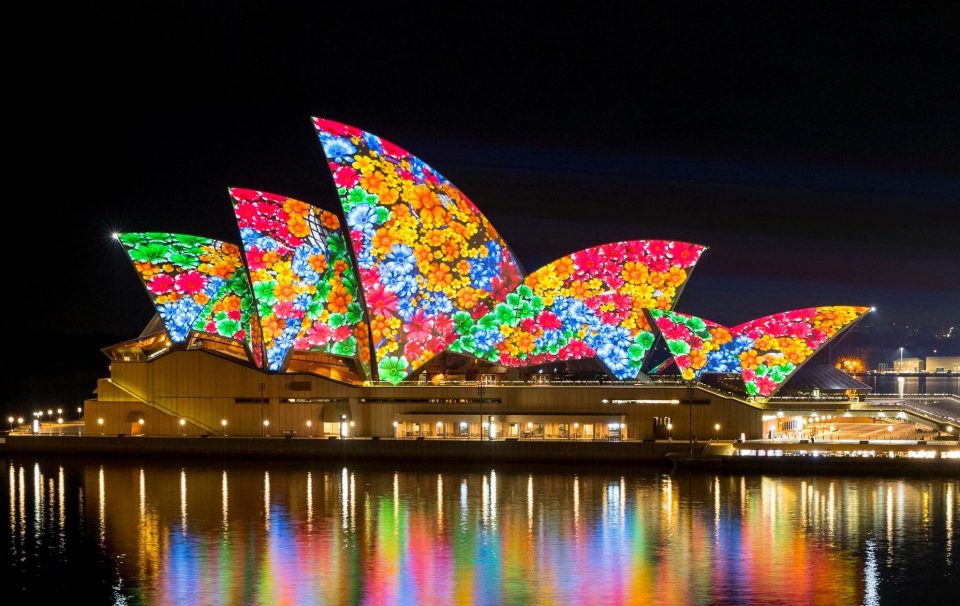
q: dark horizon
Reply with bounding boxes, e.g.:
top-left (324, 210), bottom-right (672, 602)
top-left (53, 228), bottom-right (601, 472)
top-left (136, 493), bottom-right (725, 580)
top-left (5, 4), bottom-right (958, 341)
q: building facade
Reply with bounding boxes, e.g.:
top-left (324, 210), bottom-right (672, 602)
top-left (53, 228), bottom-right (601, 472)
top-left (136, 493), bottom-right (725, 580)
top-left (86, 348), bottom-right (764, 440)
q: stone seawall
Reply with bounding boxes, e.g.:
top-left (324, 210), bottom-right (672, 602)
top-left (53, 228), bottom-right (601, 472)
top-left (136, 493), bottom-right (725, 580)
top-left (0, 435), bottom-right (692, 464)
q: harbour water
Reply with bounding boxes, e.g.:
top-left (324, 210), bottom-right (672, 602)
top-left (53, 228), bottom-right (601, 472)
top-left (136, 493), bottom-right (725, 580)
top-left (2, 457), bottom-right (958, 604)
top-left (857, 374), bottom-right (960, 397)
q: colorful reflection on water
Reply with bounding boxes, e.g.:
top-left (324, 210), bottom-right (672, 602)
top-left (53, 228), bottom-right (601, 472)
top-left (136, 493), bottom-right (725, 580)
top-left (2, 458), bottom-right (958, 604)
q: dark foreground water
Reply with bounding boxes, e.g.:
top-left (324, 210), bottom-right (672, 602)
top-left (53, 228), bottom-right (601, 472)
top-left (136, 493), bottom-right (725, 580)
top-left (2, 457), bottom-right (958, 605)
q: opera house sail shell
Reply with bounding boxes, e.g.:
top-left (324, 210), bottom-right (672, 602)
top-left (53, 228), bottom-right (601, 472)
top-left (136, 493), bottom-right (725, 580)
top-left (230, 188), bottom-right (370, 376)
top-left (313, 117), bottom-right (523, 384)
top-left (118, 232), bottom-right (264, 365)
top-left (647, 306), bottom-right (871, 400)
top-left (449, 240), bottom-right (705, 380)
top-left (113, 116), bottom-right (871, 399)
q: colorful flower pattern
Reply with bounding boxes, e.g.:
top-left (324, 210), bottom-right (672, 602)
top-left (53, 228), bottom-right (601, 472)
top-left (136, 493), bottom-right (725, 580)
top-left (314, 118), bottom-right (522, 384)
top-left (650, 306), bottom-right (870, 399)
top-left (646, 309), bottom-right (731, 381)
top-left (118, 233), bottom-right (261, 362)
top-left (729, 306), bottom-right (870, 398)
top-left (117, 121), bottom-right (871, 389)
top-left (449, 241), bottom-right (706, 379)
top-left (193, 265), bottom-right (264, 367)
top-left (231, 188), bottom-right (370, 375)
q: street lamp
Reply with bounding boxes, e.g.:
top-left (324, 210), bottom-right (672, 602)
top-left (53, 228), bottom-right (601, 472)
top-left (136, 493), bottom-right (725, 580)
top-left (77, 407), bottom-right (82, 418)
top-left (899, 346), bottom-right (904, 371)
top-left (7, 416), bottom-right (13, 431)
top-left (97, 418), bottom-right (104, 435)
top-left (179, 418), bottom-right (187, 435)
top-left (57, 417), bottom-right (63, 435)
top-left (263, 419), bottom-right (270, 437)
top-left (714, 423), bottom-right (721, 441)
top-left (340, 414), bottom-right (346, 439)
top-left (138, 418), bottom-right (145, 436)
top-left (221, 419), bottom-right (228, 436)
top-left (667, 422), bottom-right (673, 440)
top-left (57, 408), bottom-right (62, 416)
top-left (306, 419), bottom-right (313, 437)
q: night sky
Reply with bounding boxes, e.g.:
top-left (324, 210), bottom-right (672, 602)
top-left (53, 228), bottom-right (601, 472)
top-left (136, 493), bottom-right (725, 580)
top-left (6, 4), bottom-right (959, 343)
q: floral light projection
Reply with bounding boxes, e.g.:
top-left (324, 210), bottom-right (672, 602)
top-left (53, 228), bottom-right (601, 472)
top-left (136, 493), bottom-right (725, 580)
top-left (193, 265), bottom-right (264, 366)
top-left (314, 118), bottom-right (522, 383)
top-left (650, 306), bottom-right (871, 398)
top-left (119, 232), bottom-right (263, 364)
top-left (117, 120), bottom-right (871, 388)
top-left (729, 306), bottom-right (870, 398)
top-left (645, 309), bottom-right (731, 381)
top-left (231, 188), bottom-right (369, 375)
top-left (449, 241), bottom-right (705, 379)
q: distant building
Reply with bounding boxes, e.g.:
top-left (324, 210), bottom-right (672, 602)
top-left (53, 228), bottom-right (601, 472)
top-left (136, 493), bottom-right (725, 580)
top-left (894, 357), bottom-right (925, 372)
top-left (926, 356), bottom-right (960, 373)
top-left (892, 356), bottom-right (960, 373)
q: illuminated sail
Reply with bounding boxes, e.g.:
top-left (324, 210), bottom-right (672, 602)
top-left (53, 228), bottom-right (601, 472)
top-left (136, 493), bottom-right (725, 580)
top-left (314, 118), bottom-right (522, 383)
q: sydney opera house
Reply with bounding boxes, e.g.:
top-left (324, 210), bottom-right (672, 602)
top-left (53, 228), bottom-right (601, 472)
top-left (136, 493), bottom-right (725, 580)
top-left (85, 118), bottom-right (872, 441)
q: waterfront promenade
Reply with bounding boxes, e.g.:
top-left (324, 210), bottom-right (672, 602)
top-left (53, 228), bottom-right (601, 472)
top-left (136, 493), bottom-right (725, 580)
top-left (3, 432), bottom-right (959, 476)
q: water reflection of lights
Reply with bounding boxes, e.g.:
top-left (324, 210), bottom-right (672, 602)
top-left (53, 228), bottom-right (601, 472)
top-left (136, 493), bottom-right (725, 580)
top-left (947, 483), bottom-right (954, 561)
top-left (341, 467), bottom-right (348, 530)
top-left (349, 470), bottom-right (356, 531)
top-left (713, 475), bottom-right (721, 533)
top-left (98, 465), bottom-right (105, 547)
top-left (490, 470), bottom-right (497, 525)
top-left (436, 474), bottom-right (443, 530)
top-left (180, 468), bottom-right (187, 534)
top-left (33, 463), bottom-right (42, 540)
top-left (305, 471), bottom-right (312, 530)
top-left (527, 474), bottom-right (534, 531)
top-left (573, 475), bottom-right (580, 530)
top-left (864, 538), bottom-right (879, 606)
top-left (263, 471), bottom-right (270, 531)
top-left (139, 468), bottom-right (146, 520)
top-left (8, 464), bottom-right (15, 541)
top-left (57, 467), bottom-right (66, 552)
top-left (481, 474), bottom-right (489, 525)
top-left (4, 462), bottom-right (958, 604)
top-left (18, 466), bottom-right (26, 544)
top-left (222, 471), bottom-right (229, 532)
